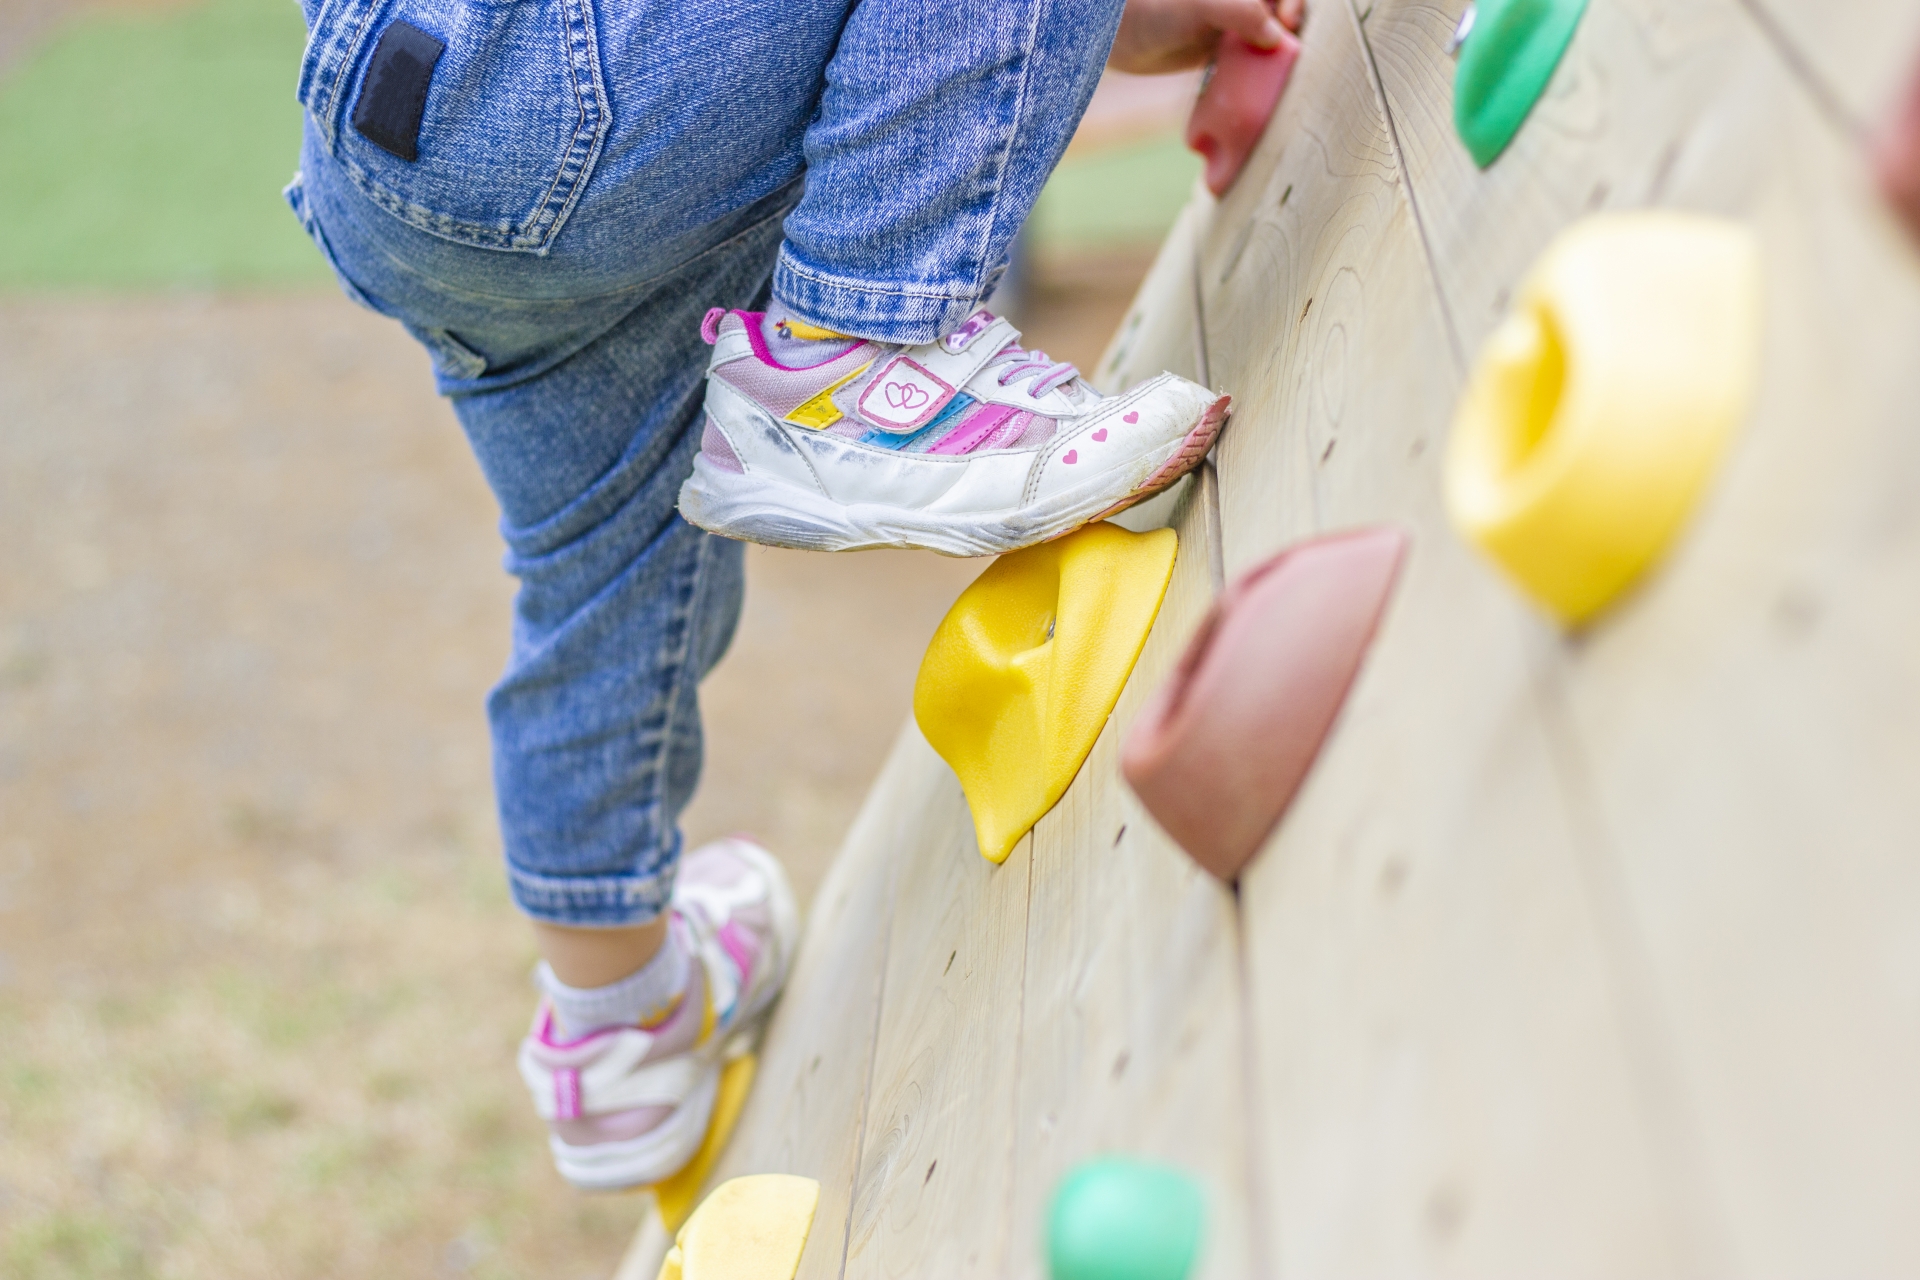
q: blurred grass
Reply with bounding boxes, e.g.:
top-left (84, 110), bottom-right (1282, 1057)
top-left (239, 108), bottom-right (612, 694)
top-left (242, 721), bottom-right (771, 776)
top-left (0, 0), bottom-right (327, 290)
top-left (1029, 134), bottom-right (1201, 251)
top-left (0, 0), bottom-right (1194, 291)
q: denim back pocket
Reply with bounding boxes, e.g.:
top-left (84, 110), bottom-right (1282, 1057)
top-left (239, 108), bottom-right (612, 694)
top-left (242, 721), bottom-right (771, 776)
top-left (297, 0), bottom-right (609, 253)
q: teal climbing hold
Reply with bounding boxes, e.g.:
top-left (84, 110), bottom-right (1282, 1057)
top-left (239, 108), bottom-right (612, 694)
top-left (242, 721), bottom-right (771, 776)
top-left (1452, 0), bottom-right (1589, 168)
top-left (1047, 1159), bottom-right (1204, 1280)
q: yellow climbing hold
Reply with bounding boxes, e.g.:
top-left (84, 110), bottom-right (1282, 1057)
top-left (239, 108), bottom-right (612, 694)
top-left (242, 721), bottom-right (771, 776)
top-left (1444, 211), bottom-right (1761, 626)
top-left (655, 1174), bottom-right (820, 1280)
top-left (651, 1054), bottom-right (757, 1233)
top-left (915, 521), bottom-right (1179, 864)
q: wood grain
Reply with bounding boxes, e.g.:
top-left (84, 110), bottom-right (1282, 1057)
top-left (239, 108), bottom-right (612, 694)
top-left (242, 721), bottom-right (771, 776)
top-left (664, 724), bottom-right (927, 1280)
top-left (1008, 477), bottom-right (1254, 1280)
top-left (840, 741), bottom-right (1032, 1280)
top-left (1535, 40), bottom-right (1920, 1276)
top-left (1198, 2), bottom-right (1702, 1273)
top-left (1359, 0), bottom-right (1760, 356)
top-left (1094, 185), bottom-right (1212, 394)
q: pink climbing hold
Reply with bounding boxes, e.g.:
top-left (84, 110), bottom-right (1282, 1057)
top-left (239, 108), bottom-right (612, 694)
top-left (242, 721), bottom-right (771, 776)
top-left (1185, 24), bottom-right (1301, 198)
top-left (1875, 44), bottom-right (1920, 242)
top-left (1121, 526), bottom-right (1408, 884)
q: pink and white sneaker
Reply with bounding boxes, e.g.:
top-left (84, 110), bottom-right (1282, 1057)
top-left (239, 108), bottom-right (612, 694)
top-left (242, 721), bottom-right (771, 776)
top-left (677, 308), bottom-right (1231, 557)
top-left (516, 837), bottom-right (800, 1191)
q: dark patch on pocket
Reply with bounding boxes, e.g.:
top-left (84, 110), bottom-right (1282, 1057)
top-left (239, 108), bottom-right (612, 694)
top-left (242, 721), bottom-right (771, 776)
top-left (351, 21), bottom-right (445, 162)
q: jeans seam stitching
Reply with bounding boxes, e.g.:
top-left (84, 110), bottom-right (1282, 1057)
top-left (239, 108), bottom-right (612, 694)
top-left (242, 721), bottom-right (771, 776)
top-left (776, 254), bottom-right (985, 303)
top-left (320, 0), bottom-right (381, 142)
top-left (963, 0), bottom-right (1044, 302)
top-left (646, 529), bottom-right (708, 876)
top-left (525, 0), bottom-right (612, 252)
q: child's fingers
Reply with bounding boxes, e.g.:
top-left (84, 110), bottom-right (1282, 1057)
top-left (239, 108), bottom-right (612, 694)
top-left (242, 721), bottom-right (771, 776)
top-left (1278, 0), bottom-right (1306, 31)
top-left (1197, 0), bottom-right (1287, 50)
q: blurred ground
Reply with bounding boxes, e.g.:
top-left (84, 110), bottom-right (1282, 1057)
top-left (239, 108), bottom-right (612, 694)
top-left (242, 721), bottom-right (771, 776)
top-left (0, 2), bottom-right (1183, 1275)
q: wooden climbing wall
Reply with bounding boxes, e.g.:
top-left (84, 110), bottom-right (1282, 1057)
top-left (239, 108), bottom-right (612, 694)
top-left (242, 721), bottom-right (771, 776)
top-left (626, 1), bottom-right (1920, 1275)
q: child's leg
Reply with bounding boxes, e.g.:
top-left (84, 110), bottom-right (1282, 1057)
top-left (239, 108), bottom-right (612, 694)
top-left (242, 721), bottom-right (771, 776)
top-left (291, 140), bottom-right (804, 1182)
top-left (680, 0), bottom-right (1237, 556)
top-left (534, 917), bottom-right (669, 988)
top-left (773, 0), bottom-right (1130, 343)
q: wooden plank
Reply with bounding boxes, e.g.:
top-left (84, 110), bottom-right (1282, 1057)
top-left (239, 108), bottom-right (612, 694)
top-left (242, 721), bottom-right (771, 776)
top-left (1196, 3), bottom-right (1701, 1272)
top-left (1196, 0), bottom-right (1450, 571)
top-left (1359, 0), bottom-right (1760, 356)
top-left (840, 737), bottom-right (1033, 1279)
top-left (1369, 0), bottom-right (1920, 1269)
top-left (630, 724), bottom-right (929, 1280)
top-left (1094, 187), bottom-right (1211, 394)
top-left (1536, 48), bottom-right (1920, 1276)
top-left (1736, 0), bottom-right (1920, 130)
top-left (1007, 475), bottom-right (1254, 1280)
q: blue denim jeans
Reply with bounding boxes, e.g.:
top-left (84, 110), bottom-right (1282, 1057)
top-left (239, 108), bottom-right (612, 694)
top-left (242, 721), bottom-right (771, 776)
top-left (288, 0), bottom-right (1121, 925)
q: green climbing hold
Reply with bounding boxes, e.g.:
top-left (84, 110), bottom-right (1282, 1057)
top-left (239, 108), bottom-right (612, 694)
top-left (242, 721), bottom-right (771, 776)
top-left (1047, 1159), bottom-right (1204, 1280)
top-left (1453, 0), bottom-right (1589, 168)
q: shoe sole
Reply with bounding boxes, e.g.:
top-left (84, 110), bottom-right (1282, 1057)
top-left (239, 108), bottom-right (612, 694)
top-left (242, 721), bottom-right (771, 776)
top-left (679, 395), bottom-right (1231, 557)
top-left (549, 839), bottom-right (803, 1193)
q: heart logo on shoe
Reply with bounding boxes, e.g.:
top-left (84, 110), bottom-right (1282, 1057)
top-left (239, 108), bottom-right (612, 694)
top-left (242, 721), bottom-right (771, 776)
top-left (886, 382), bottom-right (931, 411)
top-left (1124, 411), bottom-right (1140, 424)
top-left (1064, 450), bottom-right (1079, 464)
top-left (1093, 429), bottom-right (1108, 442)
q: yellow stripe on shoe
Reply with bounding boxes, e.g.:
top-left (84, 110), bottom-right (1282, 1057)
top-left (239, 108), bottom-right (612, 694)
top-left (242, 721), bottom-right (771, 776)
top-left (779, 318), bottom-right (849, 342)
top-left (783, 360), bottom-right (872, 430)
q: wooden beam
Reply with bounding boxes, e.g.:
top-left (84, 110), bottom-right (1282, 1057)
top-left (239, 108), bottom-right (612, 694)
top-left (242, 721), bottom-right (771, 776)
top-left (1197, 2), bottom-right (1699, 1272)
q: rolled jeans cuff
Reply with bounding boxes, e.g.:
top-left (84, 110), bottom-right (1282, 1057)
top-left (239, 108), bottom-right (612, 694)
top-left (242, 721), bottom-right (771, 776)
top-left (772, 248), bottom-right (999, 345)
top-left (506, 858), bottom-right (678, 928)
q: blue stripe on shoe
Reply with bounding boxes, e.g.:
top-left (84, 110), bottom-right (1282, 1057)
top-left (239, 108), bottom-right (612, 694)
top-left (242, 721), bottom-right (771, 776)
top-left (859, 394), bottom-right (976, 451)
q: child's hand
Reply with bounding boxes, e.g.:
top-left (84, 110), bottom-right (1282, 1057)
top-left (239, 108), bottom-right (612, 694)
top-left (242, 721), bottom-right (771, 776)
top-left (1108, 0), bottom-right (1304, 75)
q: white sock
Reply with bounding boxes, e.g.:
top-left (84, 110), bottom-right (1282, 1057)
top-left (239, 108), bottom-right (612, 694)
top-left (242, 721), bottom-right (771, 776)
top-left (537, 930), bottom-right (690, 1036)
top-left (759, 308), bottom-right (856, 367)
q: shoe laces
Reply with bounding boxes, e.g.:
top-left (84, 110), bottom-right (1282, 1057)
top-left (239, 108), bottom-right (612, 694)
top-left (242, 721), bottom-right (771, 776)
top-left (986, 340), bottom-right (1082, 398)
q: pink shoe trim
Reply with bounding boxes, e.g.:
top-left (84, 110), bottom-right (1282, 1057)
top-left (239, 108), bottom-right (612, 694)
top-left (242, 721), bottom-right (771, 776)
top-left (1135, 395), bottom-right (1231, 493)
top-left (701, 307), bottom-right (725, 345)
top-left (717, 919), bottom-right (761, 985)
top-left (701, 414), bottom-right (744, 473)
top-left (929, 402), bottom-right (1019, 455)
top-left (996, 410), bottom-right (1045, 449)
top-left (534, 1003), bottom-right (625, 1053)
top-left (554, 1067), bottom-right (583, 1120)
top-left (942, 308), bottom-right (998, 353)
top-left (1082, 395), bottom-right (1233, 530)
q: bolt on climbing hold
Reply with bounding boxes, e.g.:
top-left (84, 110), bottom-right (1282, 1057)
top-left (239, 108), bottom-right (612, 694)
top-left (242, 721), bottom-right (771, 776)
top-left (1049, 1158), bottom-right (1205, 1280)
top-left (1452, 0), bottom-right (1588, 167)
top-left (1874, 44), bottom-right (1920, 242)
top-left (915, 521), bottom-right (1178, 864)
top-left (1448, 4), bottom-right (1477, 55)
top-left (655, 1174), bottom-right (819, 1280)
top-left (1122, 526), bottom-right (1407, 884)
top-left (1185, 24), bottom-right (1301, 197)
top-left (1444, 211), bottom-right (1761, 627)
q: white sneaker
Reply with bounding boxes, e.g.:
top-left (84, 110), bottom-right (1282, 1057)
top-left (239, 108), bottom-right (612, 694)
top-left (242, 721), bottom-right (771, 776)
top-left (677, 308), bottom-right (1230, 557)
top-left (516, 838), bottom-right (799, 1191)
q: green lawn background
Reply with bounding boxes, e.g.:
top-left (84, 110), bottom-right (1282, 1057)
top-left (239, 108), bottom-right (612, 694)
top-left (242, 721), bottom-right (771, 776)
top-left (0, 0), bottom-right (1199, 291)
